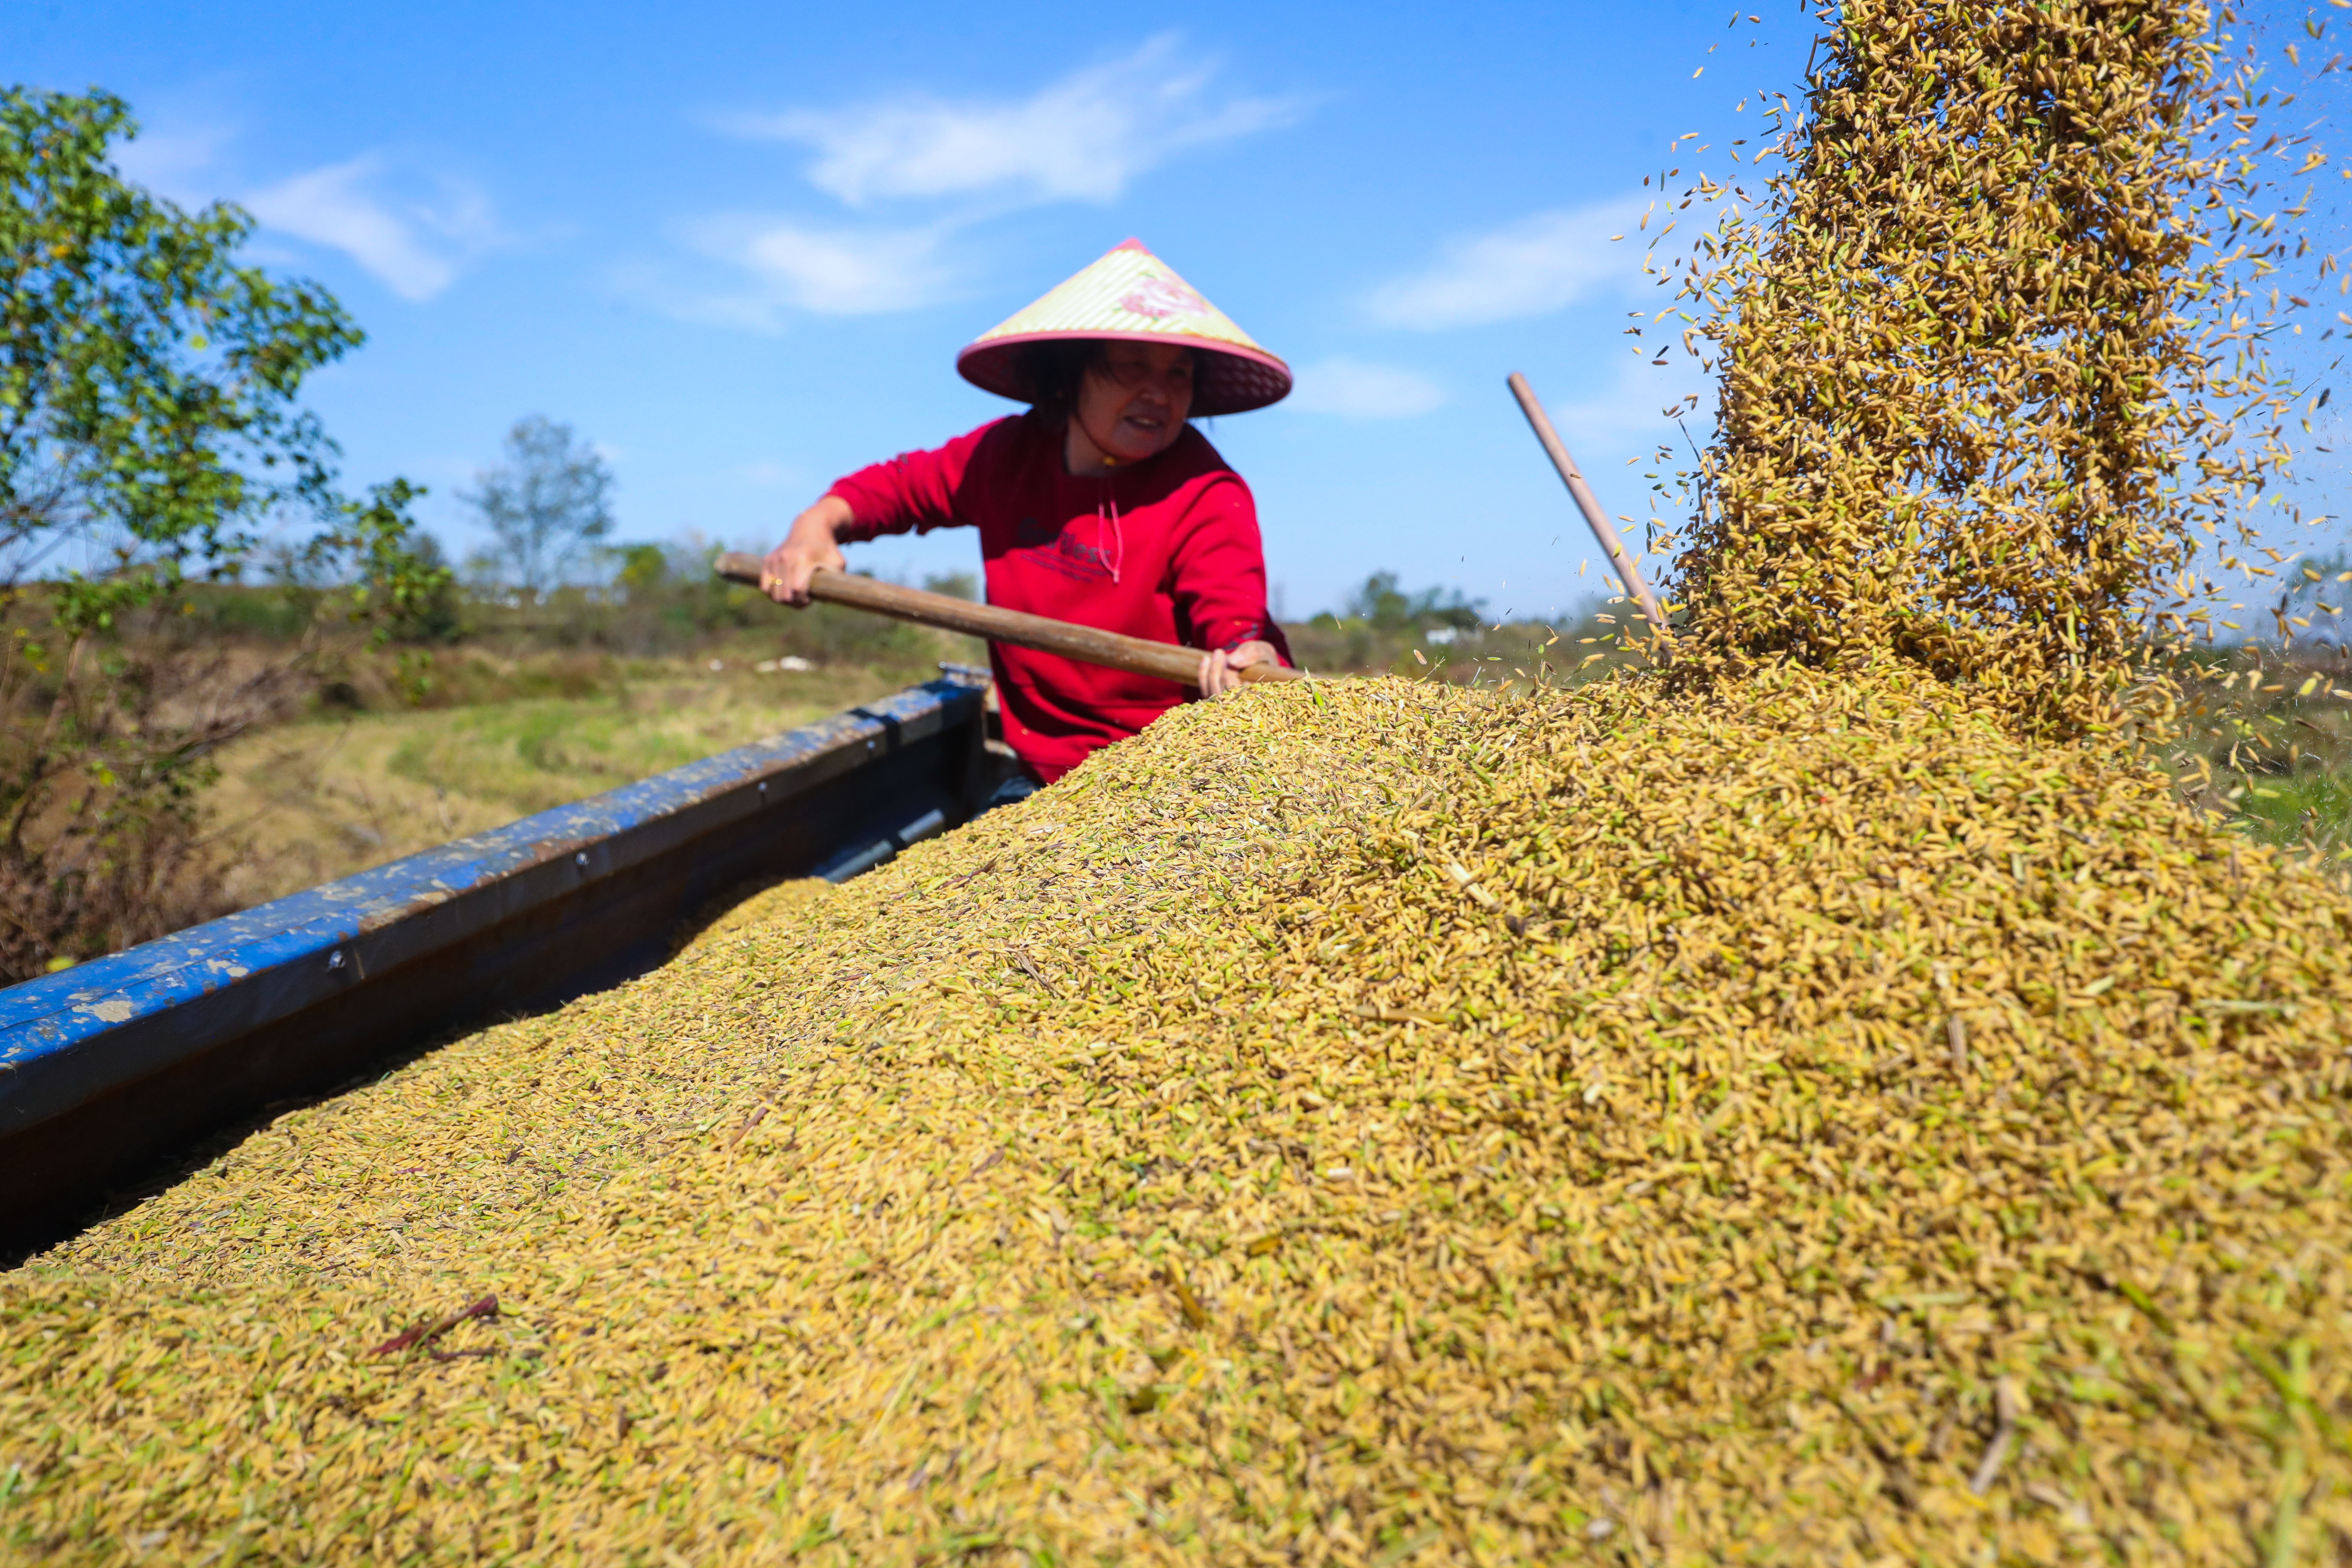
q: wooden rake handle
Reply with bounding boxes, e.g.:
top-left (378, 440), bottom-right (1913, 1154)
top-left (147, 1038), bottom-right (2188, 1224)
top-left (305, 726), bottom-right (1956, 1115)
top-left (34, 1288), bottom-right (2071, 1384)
top-left (714, 553), bottom-right (1305, 689)
top-left (1507, 373), bottom-right (1674, 645)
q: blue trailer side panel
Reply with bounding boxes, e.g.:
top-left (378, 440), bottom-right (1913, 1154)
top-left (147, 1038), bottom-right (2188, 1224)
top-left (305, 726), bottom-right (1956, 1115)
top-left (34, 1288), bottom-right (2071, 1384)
top-left (0, 675), bottom-right (997, 1248)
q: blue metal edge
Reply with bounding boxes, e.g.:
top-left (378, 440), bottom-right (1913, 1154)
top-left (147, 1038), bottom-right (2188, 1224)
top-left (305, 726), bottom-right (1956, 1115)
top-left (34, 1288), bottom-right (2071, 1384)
top-left (0, 675), bottom-right (980, 1138)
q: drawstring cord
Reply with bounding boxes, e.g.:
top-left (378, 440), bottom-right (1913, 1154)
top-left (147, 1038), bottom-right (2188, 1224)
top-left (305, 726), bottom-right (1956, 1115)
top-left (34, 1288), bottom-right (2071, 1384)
top-left (1097, 491), bottom-right (1124, 585)
top-left (1080, 415), bottom-right (1124, 584)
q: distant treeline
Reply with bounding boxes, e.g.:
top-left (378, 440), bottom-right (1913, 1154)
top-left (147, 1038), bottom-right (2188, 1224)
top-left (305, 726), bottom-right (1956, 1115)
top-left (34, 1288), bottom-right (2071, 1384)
top-left (162, 550), bottom-right (1583, 666)
top-left (153, 539), bottom-right (977, 669)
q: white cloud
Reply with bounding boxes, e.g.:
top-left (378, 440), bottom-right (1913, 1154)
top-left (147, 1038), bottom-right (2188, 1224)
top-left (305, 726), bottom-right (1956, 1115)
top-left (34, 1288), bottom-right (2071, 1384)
top-left (1534, 352), bottom-right (1711, 442)
top-left (243, 158), bottom-right (500, 302)
top-left (1365, 198), bottom-right (1651, 330)
top-left (727, 34), bottom-right (1304, 208)
top-left (105, 121), bottom-right (505, 303)
top-left (660, 218), bottom-right (958, 326)
top-left (640, 38), bottom-right (1305, 332)
top-left (1286, 358), bottom-right (1447, 420)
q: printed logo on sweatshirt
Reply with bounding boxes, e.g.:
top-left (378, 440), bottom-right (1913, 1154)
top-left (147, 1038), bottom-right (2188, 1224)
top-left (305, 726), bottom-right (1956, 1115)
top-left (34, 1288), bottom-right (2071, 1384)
top-left (1012, 516), bottom-right (1118, 583)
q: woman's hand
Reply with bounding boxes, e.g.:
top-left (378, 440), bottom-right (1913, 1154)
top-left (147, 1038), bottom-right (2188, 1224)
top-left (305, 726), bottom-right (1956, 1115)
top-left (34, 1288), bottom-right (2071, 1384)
top-left (1198, 640), bottom-right (1281, 698)
top-left (761, 495), bottom-right (855, 605)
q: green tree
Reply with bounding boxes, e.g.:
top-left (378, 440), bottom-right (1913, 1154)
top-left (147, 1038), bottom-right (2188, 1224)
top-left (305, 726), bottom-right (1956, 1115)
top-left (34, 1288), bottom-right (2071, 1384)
top-left (463, 416), bottom-right (616, 597)
top-left (611, 541), bottom-right (671, 600)
top-left (0, 90), bottom-right (360, 620)
top-left (0, 87), bottom-right (441, 980)
top-left (922, 571), bottom-right (977, 602)
top-left (304, 479), bottom-right (460, 644)
top-left (1338, 571), bottom-right (1484, 631)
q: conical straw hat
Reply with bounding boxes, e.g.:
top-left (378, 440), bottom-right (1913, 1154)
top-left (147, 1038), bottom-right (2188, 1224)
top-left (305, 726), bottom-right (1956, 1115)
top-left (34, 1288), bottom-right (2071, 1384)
top-left (956, 239), bottom-right (1291, 417)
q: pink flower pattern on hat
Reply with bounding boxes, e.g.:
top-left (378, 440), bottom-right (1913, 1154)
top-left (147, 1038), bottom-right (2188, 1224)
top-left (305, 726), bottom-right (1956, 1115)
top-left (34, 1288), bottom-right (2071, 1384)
top-left (1118, 276), bottom-right (1207, 320)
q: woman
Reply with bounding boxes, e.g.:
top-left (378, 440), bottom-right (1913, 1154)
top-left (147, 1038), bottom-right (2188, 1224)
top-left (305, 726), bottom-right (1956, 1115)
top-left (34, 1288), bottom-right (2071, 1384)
top-left (762, 239), bottom-right (1292, 791)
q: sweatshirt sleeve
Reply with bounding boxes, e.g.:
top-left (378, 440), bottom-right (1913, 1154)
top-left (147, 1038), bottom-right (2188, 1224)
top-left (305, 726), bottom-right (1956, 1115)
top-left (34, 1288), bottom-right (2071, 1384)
top-left (1165, 474), bottom-right (1292, 664)
top-left (825, 419), bottom-right (1008, 542)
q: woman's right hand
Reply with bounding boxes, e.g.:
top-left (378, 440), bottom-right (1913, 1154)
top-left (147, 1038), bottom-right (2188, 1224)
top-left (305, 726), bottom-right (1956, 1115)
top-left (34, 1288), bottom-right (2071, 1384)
top-left (761, 495), bottom-right (855, 605)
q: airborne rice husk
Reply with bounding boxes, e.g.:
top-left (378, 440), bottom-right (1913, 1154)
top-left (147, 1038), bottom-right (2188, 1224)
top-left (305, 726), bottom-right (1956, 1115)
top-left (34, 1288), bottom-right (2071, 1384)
top-left (7, 668), bottom-right (2352, 1563)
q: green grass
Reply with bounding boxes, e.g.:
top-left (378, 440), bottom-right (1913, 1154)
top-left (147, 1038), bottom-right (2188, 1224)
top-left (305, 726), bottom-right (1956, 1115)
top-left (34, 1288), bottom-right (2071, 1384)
top-left (381, 682), bottom-right (834, 815)
top-left (2163, 646), bottom-right (2352, 864)
top-left (199, 657), bottom-right (915, 911)
top-left (2225, 766), bottom-right (2352, 855)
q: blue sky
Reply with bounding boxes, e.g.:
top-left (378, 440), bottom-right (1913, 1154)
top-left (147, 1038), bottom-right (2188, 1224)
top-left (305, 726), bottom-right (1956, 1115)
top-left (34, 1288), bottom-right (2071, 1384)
top-left (10, 0), bottom-right (2348, 623)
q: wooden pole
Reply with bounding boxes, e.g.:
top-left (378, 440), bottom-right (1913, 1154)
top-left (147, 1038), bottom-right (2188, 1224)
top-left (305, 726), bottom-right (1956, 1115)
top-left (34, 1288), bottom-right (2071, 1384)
top-left (1506, 373), bottom-right (1673, 643)
top-left (713, 554), bottom-right (1306, 689)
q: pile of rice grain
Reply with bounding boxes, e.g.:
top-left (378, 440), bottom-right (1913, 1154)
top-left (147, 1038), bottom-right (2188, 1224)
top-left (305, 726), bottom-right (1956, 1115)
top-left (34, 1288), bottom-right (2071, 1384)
top-left (6, 667), bottom-right (2352, 1563)
top-left (11, 0), bottom-right (2348, 1560)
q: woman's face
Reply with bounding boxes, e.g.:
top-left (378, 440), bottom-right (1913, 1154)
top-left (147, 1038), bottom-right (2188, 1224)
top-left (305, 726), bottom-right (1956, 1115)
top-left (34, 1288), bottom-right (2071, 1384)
top-left (1075, 342), bottom-right (1195, 463)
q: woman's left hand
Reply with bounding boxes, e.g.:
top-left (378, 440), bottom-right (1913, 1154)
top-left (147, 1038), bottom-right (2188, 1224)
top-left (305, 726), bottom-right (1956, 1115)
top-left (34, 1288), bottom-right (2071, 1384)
top-left (1198, 640), bottom-right (1281, 698)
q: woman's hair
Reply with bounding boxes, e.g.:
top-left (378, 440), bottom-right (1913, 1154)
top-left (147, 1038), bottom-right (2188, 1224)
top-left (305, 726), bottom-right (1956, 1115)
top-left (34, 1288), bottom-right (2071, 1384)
top-left (1019, 340), bottom-right (1109, 415)
top-left (1018, 339), bottom-right (1197, 414)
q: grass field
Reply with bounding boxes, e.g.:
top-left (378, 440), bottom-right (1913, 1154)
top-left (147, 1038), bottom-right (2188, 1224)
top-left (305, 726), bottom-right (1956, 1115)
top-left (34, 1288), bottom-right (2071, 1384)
top-left (2161, 645), bottom-right (2352, 866)
top-left (197, 656), bottom-right (915, 911)
top-left (2234, 766), bottom-right (2352, 851)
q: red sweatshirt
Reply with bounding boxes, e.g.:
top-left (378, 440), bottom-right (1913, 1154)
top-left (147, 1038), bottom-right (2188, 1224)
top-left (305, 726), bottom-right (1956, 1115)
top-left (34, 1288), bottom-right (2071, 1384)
top-left (827, 413), bottom-right (1291, 782)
